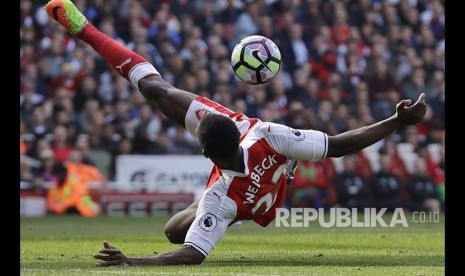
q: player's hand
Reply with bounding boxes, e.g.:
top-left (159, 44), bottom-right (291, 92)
top-left (395, 93), bottom-right (427, 126)
top-left (93, 241), bottom-right (131, 267)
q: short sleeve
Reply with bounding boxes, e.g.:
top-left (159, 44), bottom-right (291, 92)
top-left (262, 123), bottom-right (328, 160)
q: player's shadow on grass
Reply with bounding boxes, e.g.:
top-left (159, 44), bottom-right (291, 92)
top-left (206, 254), bottom-right (444, 267)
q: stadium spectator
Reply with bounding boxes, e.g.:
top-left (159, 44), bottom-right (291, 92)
top-left (370, 153), bottom-right (402, 211)
top-left (20, 78), bottom-right (45, 124)
top-left (73, 134), bottom-right (98, 165)
top-left (401, 67), bottom-right (428, 103)
top-left (406, 158), bottom-right (441, 212)
top-left (28, 105), bottom-right (51, 140)
top-left (353, 150), bottom-right (374, 183)
top-left (66, 149), bottom-right (105, 188)
top-left (109, 137), bottom-right (134, 179)
top-left (403, 124), bottom-right (423, 149)
top-left (99, 123), bottom-right (120, 155)
top-left (166, 126), bottom-right (200, 155)
top-left (46, 162), bottom-right (101, 217)
top-left (286, 159), bottom-right (337, 209)
top-left (330, 4), bottom-right (350, 46)
top-left (365, 60), bottom-right (400, 121)
top-left (344, 116), bottom-right (374, 183)
top-left (43, 0), bottom-right (429, 267)
top-left (278, 23), bottom-right (310, 74)
top-left (283, 100), bottom-right (315, 130)
top-left (379, 135), bottom-right (410, 187)
top-left (48, 62), bottom-right (80, 98)
top-left (32, 148), bottom-right (58, 189)
top-left (131, 103), bottom-right (162, 154)
top-left (308, 26), bottom-right (336, 83)
top-left (230, 2), bottom-right (260, 48)
top-left (73, 75), bottom-right (99, 113)
top-left (334, 154), bottom-right (371, 209)
top-left (291, 74), bottom-right (320, 112)
top-left (414, 142), bottom-right (445, 210)
top-left (20, 156), bottom-right (35, 185)
top-left (51, 125), bottom-right (75, 163)
top-left (86, 133), bottom-right (112, 179)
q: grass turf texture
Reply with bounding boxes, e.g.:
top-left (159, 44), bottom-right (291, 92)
top-left (20, 213), bottom-right (444, 275)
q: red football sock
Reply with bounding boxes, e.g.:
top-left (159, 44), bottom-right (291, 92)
top-left (77, 23), bottom-right (156, 80)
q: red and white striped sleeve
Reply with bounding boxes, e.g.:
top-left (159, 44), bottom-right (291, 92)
top-left (185, 96), bottom-right (259, 139)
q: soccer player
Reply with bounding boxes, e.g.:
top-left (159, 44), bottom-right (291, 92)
top-left (45, 0), bottom-right (427, 266)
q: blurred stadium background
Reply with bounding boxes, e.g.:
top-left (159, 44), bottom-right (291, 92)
top-left (20, 0), bottom-right (444, 218)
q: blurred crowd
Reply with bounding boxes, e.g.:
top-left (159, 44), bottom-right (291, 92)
top-left (20, 0), bottom-right (445, 212)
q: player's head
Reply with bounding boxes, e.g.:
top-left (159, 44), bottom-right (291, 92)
top-left (197, 114), bottom-right (240, 161)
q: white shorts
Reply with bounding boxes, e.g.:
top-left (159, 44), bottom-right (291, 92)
top-left (184, 182), bottom-right (237, 257)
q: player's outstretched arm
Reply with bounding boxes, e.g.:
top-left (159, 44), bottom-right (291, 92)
top-left (93, 241), bottom-right (205, 266)
top-left (326, 93), bottom-right (427, 158)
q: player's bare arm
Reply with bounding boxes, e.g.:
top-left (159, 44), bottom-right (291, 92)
top-left (326, 93), bottom-right (427, 157)
top-left (93, 241), bottom-right (205, 266)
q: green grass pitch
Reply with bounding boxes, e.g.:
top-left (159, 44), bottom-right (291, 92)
top-left (20, 213), bottom-right (445, 275)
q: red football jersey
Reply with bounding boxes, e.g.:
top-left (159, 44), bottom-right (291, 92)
top-left (185, 96), bottom-right (328, 227)
top-left (205, 128), bottom-right (289, 226)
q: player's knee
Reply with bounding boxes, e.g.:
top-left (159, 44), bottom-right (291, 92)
top-left (164, 202), bottom-right (197, 244)
top-left (164, 223), bottom-right (185, 244)
top-left (138, 76), bottom-right (170, 98)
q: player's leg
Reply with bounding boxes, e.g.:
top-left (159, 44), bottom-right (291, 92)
top-left (164, 199), bottom-right (199, 244)
top-left (137, 77), bottom-right (197, 128)
top-left (44, 0), bottom-right (196, 127)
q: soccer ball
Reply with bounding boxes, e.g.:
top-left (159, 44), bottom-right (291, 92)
top-left (231, 35), bottom-right (282, 85)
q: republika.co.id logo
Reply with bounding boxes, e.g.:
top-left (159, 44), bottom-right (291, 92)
top-left (274, 208), bottom-right (440, 228)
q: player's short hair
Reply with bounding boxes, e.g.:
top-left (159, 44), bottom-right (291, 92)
top-left (197, 114), bottom-right (240, 160)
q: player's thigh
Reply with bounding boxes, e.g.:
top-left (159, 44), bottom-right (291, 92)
top-left (164, 199), bottom-right (199, 243)
top-left (183, 186), bottom-right (237, 256)
top-left (166, 199), bottom-right (198, 229)
top-left (138, 76), bottom-right (197, 127)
